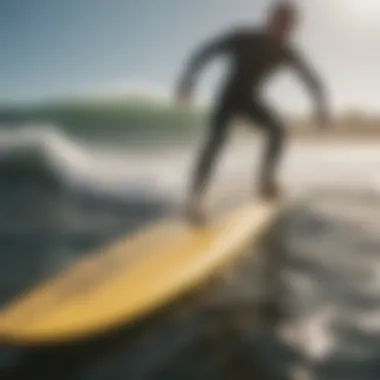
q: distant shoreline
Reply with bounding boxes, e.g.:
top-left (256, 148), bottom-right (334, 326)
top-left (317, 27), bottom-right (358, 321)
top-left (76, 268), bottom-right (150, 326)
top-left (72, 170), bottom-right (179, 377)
top-left (290, 135), bottom-right (380, 145)
top-left (289, 129), bottom-right (380, 142)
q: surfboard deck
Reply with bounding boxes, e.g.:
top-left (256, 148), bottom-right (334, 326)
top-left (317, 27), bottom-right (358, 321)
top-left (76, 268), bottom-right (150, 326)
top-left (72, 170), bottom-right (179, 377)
top-left (0, 198), bottom-right (283, 345)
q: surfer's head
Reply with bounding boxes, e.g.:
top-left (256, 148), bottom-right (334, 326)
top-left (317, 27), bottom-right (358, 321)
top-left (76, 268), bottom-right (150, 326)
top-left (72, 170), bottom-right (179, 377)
top-left (267, 1), bottom-right (298, 41)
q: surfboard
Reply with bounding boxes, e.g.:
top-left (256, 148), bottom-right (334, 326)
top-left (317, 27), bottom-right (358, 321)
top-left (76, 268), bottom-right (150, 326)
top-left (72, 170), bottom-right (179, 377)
top-left (0, 198), bottom-right (283, 345)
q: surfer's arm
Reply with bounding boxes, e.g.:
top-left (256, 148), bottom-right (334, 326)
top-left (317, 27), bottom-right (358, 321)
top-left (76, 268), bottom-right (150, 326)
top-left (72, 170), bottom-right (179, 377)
top-left (176, 32), bottom-right (235, 99)
top-left (288, 49), bottom-right (329, 127)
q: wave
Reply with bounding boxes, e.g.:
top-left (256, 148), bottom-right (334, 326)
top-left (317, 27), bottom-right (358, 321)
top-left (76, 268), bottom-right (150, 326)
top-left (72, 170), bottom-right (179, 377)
top-left (0, 98), bottom-right (207, 143)
top-left (0, 125), bottom-right (91, 190)
top-left (0, 124), bottom-right (179, 206)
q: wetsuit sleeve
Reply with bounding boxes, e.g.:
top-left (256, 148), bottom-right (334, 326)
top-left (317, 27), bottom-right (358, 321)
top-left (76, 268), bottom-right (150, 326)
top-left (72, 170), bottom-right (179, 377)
top-left (287, 48), bottom-right (326, 105)
top-left (179, 32), bottom-right (237, 88)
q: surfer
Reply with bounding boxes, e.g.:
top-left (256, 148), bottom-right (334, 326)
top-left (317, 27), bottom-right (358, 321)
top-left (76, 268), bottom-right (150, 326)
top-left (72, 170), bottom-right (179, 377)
top-left (175, 1), bottom-right (330, 223)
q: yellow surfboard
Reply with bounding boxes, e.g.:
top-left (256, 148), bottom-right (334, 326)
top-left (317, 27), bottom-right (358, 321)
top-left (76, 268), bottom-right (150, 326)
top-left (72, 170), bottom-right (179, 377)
top-left (0, 198), bottom-right (283, 345)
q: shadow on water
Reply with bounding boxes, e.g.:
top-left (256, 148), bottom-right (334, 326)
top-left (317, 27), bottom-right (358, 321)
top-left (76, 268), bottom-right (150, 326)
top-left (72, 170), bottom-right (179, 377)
top-left (0, 213), bottom-right (301, 380)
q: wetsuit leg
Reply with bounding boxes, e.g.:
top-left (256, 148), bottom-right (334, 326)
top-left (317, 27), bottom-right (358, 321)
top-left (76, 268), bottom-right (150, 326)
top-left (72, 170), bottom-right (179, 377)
top-left (190, 100), bottom-right (235, 201)
top-left (244, 100), bottom-right (286, 187)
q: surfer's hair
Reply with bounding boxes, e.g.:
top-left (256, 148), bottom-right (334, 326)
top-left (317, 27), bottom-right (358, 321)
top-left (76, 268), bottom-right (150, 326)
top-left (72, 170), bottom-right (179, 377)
top-left (270, 1), bottom-right (298, 22)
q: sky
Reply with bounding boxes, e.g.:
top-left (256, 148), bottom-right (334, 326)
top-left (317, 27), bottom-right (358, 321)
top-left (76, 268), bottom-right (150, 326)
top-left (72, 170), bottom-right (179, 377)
top-left (0, 0), bottom-right (379, 114)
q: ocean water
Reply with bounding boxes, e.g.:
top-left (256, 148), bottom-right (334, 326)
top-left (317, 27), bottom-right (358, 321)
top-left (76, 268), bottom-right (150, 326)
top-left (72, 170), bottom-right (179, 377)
top-left (0, 113), bottom-right (380, 379)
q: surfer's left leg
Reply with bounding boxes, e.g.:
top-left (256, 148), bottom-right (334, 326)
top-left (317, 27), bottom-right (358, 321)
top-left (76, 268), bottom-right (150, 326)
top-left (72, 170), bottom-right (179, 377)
top-left (245, 100), bottom-right (286, 199)
top-left (187, 101), bottom-right (234, 224)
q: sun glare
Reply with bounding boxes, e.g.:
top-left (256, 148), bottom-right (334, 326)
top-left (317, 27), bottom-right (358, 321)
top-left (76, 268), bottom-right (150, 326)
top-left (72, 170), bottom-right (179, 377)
top-left (341, 0), bottom-right (380, 20)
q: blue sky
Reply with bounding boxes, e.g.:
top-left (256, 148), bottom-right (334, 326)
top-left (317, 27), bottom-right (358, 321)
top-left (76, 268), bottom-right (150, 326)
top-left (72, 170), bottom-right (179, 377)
top-left (1, 0), bottom-right (379, 113)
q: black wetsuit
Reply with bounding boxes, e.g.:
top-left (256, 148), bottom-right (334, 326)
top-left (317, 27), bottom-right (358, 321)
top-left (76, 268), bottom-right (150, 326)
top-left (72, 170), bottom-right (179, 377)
top-left (180, 27), bottom-right (325, 199)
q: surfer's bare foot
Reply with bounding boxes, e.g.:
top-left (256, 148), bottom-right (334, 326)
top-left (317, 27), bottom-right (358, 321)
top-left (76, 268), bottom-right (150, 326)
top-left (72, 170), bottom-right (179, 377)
top-left (186, 198), bottom-right (206, 226)
top-left (259, 179), bottom-right (282, 200)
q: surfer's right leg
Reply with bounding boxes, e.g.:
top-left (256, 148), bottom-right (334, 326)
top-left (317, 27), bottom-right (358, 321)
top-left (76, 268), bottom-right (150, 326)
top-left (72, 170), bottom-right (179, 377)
top-left (187, 101), bottom-right (234, 224)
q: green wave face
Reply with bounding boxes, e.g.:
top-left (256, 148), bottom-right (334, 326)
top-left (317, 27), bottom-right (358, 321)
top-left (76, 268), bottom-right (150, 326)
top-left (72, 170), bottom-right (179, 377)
top-left (0, 98), bottom-right (208, 144)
